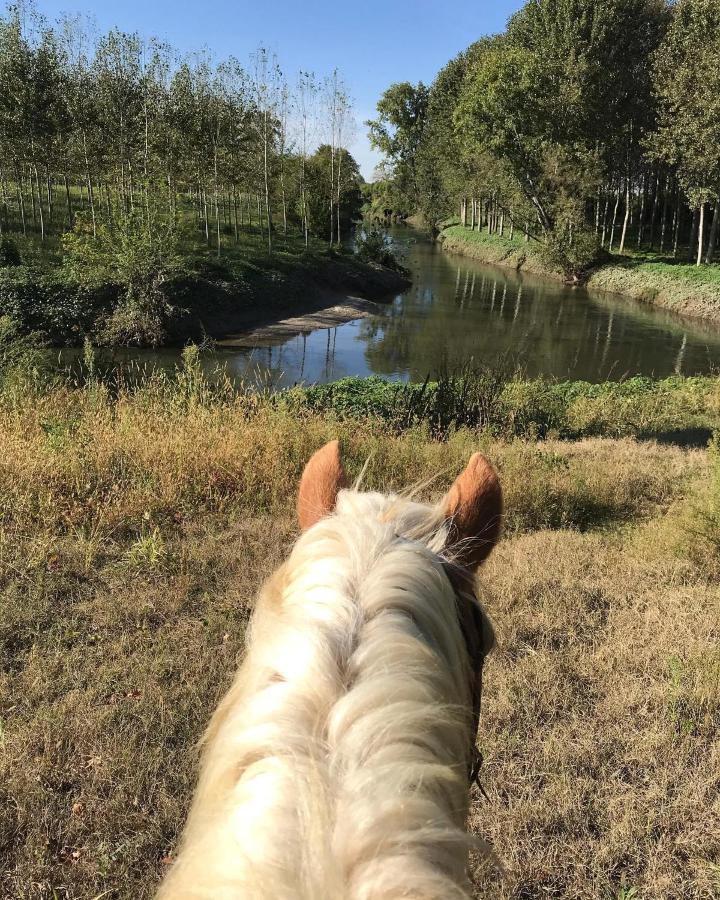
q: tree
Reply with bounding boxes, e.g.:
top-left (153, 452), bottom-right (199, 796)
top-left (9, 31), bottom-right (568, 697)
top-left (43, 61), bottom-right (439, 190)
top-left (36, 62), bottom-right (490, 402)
top-left (304, 145), bottom-right (362, 238)
top-left (367, 82), bottom-right (429, 212)
top-left (652, 0), bottom-right (720, 265)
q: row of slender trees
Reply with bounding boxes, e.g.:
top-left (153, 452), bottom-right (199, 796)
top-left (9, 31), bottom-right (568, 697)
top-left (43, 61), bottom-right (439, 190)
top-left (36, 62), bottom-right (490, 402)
top-left (0, 2), bottom-right (361, 255)
top-left (368, 0), bottom-right (720, 270)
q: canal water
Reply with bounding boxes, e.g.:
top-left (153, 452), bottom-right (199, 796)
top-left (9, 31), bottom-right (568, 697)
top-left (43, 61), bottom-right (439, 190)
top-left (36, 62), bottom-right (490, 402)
top-left (121, 229), bottom-right (720, 386)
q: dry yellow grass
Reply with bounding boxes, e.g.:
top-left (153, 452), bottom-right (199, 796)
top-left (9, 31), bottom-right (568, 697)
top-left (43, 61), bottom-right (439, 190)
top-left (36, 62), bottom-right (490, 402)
top-left (0, 386), bottom-right (718, 899)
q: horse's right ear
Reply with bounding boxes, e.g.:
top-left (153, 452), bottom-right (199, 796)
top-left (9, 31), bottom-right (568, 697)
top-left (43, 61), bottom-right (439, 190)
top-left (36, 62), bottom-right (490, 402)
top-left (442, 453), bottom-right (502, 570)
top-left (297, 440), bottom-right (347, 530)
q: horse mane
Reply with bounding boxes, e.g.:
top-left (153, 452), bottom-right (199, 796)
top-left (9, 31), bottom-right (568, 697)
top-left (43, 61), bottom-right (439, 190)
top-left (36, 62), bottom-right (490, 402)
top-left (158, 487), bottom-right (494, 900)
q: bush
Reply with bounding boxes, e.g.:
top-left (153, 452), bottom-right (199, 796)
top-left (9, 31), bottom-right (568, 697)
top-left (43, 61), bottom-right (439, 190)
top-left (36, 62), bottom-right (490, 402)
top-left (0, 236), bottom-right (21, 267)
top-left (0, 266), bottom-right (114, 343)
top-left (0, 315), bottom-right (50, 392)
top-left (63, 208), bottom-right (190, 346)
top-left (294, 373), bottom-right (720, 441)
top-left (537, 226), bottom-right (604, 281)
top-left (355, 227), bottom-right (403, 270)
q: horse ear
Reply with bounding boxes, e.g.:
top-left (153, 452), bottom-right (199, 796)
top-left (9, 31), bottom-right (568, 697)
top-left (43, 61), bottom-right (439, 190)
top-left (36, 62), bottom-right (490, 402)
top-left (443, 453), bottom-right (502, 570)
top-left (297, 440), bottom-right (347, 530)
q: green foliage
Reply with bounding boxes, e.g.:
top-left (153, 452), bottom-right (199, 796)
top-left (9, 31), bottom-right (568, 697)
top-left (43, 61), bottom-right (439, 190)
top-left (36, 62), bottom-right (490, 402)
top-left (62, 209), bottom-right (187, 292)
top-left (538, 226), bottom-right (605, 280)
top-left (294, 373), bottom-right (719, 442)
top-left (303, 145), bottom-right (363, 239)
top-left (0, 236), bottom-right (21, 267)
top-left (354, 228), bottom-right (402, 270)
top-left (0, 314), bottom-right (49, 391)
top-left (0, 265), bottom-right (112, 343)
top-left (652, 0), bottom-right (720, 207)
top-left (367, 82), bottom-right (429, 210)
top-left (62, 208), bottom-right (189, 346)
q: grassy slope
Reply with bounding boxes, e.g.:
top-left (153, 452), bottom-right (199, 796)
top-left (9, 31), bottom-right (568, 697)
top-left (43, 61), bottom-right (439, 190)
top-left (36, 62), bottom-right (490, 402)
top-left (1, 375), bottom-right (719, 899)
top-left (440, 225), bottom-right (720, 321)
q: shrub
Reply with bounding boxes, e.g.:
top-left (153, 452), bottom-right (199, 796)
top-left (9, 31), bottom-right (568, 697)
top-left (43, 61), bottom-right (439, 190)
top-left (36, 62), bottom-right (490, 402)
top-left (0, 266), bottom-right (113, 343)
top-left (537, 226), bottom-right (604, 281)
top-left (355, 227), bottom-right (403, 270)
top-left (0, 315), bottom-right (50, 392)
top-left (63, 208), bottom-right (190, 346)
top-left (0, 235), bottom-right (21, 267)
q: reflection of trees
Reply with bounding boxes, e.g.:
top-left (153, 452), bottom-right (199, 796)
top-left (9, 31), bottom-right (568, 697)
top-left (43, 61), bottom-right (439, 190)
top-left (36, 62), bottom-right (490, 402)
top-left (357, 241), bottom-right (720, 382)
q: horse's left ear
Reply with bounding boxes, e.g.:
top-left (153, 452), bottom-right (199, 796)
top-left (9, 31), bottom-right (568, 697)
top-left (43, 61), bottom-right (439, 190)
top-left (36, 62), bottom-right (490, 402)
top-left (443, 453), bottom-right (502, 570)
top-left (297, 440), bottom-right (347, 530)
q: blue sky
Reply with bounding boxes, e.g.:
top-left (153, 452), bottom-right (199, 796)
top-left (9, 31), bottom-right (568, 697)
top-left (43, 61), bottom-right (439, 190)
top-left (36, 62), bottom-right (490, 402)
top-left (33, 0), bottom-right (525, 179)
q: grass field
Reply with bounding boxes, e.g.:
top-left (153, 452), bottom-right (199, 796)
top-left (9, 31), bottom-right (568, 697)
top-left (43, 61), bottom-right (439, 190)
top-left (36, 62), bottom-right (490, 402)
top-left (1, 365), bottom-right (719, 898)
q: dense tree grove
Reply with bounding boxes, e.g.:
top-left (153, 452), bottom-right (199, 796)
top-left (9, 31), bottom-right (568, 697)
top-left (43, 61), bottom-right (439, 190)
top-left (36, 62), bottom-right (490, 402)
top-left (0, 3), bottom-right (362, 255)
top-left (369, 0), bottom-right (720, 272)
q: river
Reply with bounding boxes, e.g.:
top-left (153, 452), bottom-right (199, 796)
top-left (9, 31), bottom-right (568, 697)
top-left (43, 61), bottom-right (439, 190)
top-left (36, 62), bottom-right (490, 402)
top-left (120, 228), bottom-right (720, 386)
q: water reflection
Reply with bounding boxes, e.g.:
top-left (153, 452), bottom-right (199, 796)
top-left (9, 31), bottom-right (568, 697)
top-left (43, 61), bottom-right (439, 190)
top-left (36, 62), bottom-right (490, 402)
top-left (113, 229), bottom-right (720, 386)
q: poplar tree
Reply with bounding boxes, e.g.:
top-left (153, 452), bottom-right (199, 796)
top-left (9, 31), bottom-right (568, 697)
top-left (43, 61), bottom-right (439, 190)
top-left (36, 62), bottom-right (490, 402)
top-left (652, 0), bottom-right (720, 265)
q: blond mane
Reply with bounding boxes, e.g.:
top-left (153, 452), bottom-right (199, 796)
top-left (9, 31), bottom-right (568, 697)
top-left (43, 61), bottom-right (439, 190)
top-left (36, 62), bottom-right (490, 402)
top-left (158, 449), bottom-right (500, 900)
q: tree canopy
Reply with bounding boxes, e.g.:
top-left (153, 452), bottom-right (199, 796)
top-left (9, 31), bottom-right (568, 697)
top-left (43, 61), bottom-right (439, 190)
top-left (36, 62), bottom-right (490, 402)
top-left (368, 0), bottom-right (720, 270)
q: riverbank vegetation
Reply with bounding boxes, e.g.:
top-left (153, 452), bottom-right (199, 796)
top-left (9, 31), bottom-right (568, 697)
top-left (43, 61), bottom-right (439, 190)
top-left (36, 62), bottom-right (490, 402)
top-left (1, 354), bottom-right (718, 898)
top-left (440, 225), bottom-right (720, 320)
top-left (368, 0), bottom-right (720, 287)
top-left (0, 3), bottom-right (410, 346)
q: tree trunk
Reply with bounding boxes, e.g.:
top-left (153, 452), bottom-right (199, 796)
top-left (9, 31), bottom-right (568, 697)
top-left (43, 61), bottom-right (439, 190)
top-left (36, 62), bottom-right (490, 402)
top-left (64, 174), bottom-right (73, 229)
top-left (648, 173), bottom-right (661, 250)
top-left (688, 207), bottom-right (699, 263)
top-left (696, 203), bottom-right (706, 267)
top-left (329, 140), bottom-right (335, 245)
top-left (0, 170), bottom-right (8, 233)
top-left (601, 194), bottom-right (610, 247)
top-left (82, 132), bottom-right (96, 237)
top-left (619, 179), bottom-right (631, 254)
top-left (470, 197), bottom-right (475, 230)
top-left (673, 193), bottom-right (682, 258)
top-left (263, 111), bottom-right (273, 254)
top-left (336, 148), bottom-right (343, 246)
top-left (30, 165), bottom-right (37, 229)
top-left (609, 185), bottom-right (621, 252)
top-left (45, 167), bottom-right (53, 226)
top-left (16, 169), bottom-right (26, 236)
top-left (637, 173), bottom-right (647, 248)
top-left (704, 203), bottom-right (719, 264)
top-left (233, 184), bottom-right (239, 244)
top-left (33, 165), bottom-right (44, 241)
top-left (214, 146), bottom-right (221, 257)
top-left (659, 178), bottom-right (670, 253)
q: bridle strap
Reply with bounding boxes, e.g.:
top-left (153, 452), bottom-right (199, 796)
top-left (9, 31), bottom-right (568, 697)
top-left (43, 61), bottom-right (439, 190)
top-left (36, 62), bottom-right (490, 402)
top-left (442, 563), bottom-right (489, 790)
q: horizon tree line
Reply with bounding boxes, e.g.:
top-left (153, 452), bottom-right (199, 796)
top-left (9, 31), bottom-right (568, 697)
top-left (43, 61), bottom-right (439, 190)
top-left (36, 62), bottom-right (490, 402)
top-left (0, 1), bottom-right (362, 257)
top-left (368, 0), bottom-right (720, 272)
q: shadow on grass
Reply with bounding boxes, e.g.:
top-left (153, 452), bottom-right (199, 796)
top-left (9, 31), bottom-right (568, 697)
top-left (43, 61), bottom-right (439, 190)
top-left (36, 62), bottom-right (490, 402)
top-left (637, 427), bottom-right (714, 449)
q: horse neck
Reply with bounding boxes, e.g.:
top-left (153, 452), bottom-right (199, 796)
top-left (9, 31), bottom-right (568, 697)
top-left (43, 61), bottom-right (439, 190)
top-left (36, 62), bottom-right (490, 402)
top-left (163, 492), bottom-right (477, 900)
